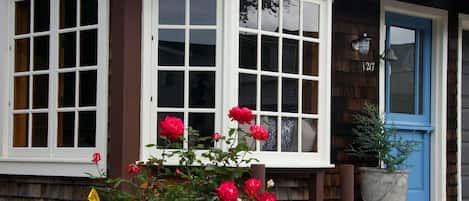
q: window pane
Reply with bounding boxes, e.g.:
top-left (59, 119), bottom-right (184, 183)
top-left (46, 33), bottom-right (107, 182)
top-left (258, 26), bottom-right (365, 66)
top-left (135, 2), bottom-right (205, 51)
top-left (79, 70), bottom-right (97, 107)
top-left (190, 0), bottom-right (216, 25)
top-left (57, 112), bottom-right (75, 147)
top-left (15, 38), bottom-right (30, 72)
top-left (159, 0), bottom-right (185, 25)
top-left (262, 0), bottom-right (279, 32)
top-left (13, 114), bottom-right (29, 147)
top-left (78, 111), bottom-right (96, 147)
top-left (302, 118), bottom-right (317, 152)
top-left (282, 38), bottom-right (299, 74)
top-left (159, 29), bottom-right (185, 66)
top-left (239, 73), bottom-right (257, 110)
top-left (80, 0), bottom-right (98, 26)
top-left (32, 113), bottom-right (48, 147)
top-left (239, 32), bottom-right (257, 70)
top-left (60, 0), bottom-right (77, 28)
top-left (157, 112), bottom-right (184, 147)
top-left (189, 72), bottom-right (215, 108)
top-left (303, 41), bottom-right (319, 76)
top-left (189, 113), bottom-right (215, 149)
top-left (14, 76), bottom-right (29, 109)
top-left (281, 117), bottom-right (298, 152)
top-left (58, 72), bottom-right (76, 107)
top-left (80, 29), bottom-right (97, 66)
top-left (59, 32), bottom-right (76, 68)
top-left (282, 78), bottom-right (298, 113)
top-left (239, 117), bottom-right (256, 151)
top-left (302, 80), bottom-right (318, 114)
top-left (260, 115), bottom-right (277, 151)
top-left (282, 0), bottom-right (299, 35)
top-left (190, 30), bottom-right (216, 66)
top-left (33, 75), bottom-right (48, 109)
top-left (15, 0), bottom-right (30, 35)
top-left (33, 36), bottom-right (49, 70)
top-left (261, 76), bottom-right (278, 111)
top-left (158, 71), bottom-right (184, 107)
top-left (389, 26), bottom-right (416, 114)
top-left (34, 0), bottom-right (50, 32)
top-left (240, 0), bottom-right (258, 29)
top-left (303, 2), bottom-right (319, 38)
top-left (261, 35), bottom-right (278, 72)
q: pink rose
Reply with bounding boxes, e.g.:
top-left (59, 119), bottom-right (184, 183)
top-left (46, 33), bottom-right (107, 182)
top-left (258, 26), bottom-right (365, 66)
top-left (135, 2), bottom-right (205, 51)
top-left (249, 125), bottom-right (269, 141)
top-left (160, 116), bottom-right (184, 141)
top-left (213, 132), bottom-right (221, 141)
top-left (256, 192), bottom-right (277, 201)
top-left (176, 168), bottom-right (182, 175)
top-left (91, 152), bottom-right (101, 164)
top-left (127, 164), bottom-right (141, 175)
top-left (228, 106), bottom-right (254, 124)
top-left (243, 178), bottom-right (262, 198)
top-left (215, 181), bottom-right (239, 201)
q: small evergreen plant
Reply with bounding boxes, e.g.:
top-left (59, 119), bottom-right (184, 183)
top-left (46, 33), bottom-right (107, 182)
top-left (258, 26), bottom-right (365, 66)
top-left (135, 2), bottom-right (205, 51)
top-left (348, 103), bottom-right (419, 172)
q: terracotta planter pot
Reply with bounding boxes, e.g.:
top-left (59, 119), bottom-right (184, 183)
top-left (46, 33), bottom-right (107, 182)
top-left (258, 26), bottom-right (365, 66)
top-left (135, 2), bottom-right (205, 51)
top-left (359, 167), bottom-right (408, 201)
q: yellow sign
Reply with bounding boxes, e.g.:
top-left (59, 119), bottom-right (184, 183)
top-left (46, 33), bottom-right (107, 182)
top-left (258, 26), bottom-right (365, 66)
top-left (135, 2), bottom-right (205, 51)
top-left (88, 187), bottom-right (101, 201)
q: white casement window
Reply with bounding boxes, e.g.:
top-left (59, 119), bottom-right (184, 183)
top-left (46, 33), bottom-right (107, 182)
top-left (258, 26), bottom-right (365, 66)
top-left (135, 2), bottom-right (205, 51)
top-left (0, 0), bottom-right (109, 177)
top-left (142, 0), bottom-right (332, 168)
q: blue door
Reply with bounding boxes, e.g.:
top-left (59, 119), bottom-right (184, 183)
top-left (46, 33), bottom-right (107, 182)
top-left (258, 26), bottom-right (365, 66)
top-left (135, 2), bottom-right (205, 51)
top-left (385, 12), bottom-right (432, 201)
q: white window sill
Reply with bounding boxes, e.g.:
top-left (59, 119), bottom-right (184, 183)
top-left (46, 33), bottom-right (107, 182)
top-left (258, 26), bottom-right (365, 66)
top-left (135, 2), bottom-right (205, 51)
top-left (0, 158), bottom-right (105, 177)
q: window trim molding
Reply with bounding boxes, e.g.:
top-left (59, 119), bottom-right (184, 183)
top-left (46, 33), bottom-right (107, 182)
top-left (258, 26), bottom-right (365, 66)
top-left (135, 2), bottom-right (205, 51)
top-left (141, 0), bottom-right (333, 168)
top-left (0, 0), bottom-right (109, 177)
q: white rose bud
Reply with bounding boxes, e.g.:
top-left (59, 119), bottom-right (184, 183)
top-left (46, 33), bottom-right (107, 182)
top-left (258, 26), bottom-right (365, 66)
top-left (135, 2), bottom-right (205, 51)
top-left (267, 179), bottom-right (275, 188)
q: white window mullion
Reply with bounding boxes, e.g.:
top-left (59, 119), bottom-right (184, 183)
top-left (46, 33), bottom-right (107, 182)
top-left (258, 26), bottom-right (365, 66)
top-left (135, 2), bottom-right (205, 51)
top-left (49, 0), bottom-right (59, 154)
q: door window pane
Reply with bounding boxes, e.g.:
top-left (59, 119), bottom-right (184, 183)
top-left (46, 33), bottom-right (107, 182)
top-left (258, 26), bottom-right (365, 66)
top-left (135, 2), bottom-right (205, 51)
top-left (239, 32), bottom-right (257, 70)
top-left (302, 80), bottom-right (318, 114)
top-left (302, 118), bottom-right (317, 152)
top-left (79, 70), bottom-right (97, 107)
top-left (15, 0), bottom-right (30, 35)
top-left (240, 0), bottom-right (258, 29)
top-left (282, 39), bottom-right (299, 74)
top-left (262, 0), bottom-right (279, 32)
top-left (59, 32), bottom-right (76, 68)
top-left (261, 76), bottom-right (278, 111)
top-left (239, 73), bottom-right (257, 110)
top-left (15, 38), bottom-right (30, 72)
top-left (57, 112), bottom-right (75, 147)
top-left (159, 0), bottom-right (185, 25)
top-left (190, 30), bottom-right (216, 66)
top-left (14, 76), bottom-right (29, 109)
top-left (282, 0), bottom-right (299, 35)
top-left (78, 111), bottom-right (96, 147)
top-left (189, 113), bottom-right (215, 149)
top-left (32, 113), bottom-right (48, 147)
top-left (159, 29), bottom-right (185, 66)
top-left (58, 72), bottom-right (76, 107)
top-left (282, 78), bottom-right (298, 113)
top-left (34, 0), bottom-right (50, 32)
top-left (80, 29), bottom-right (97, 66)
top-left (389, 26), bottom-right (416, 114)
top-left (303, 41), bottom-right (319, 76)
top-left (13, 114), bottom-right (29, 147)
top-left (60, 0), bottom-right (77, 29)
top-left (190, 0), bottom-right (216, 25)
top-left (158, 71), bottom-right (184, 107)
top-left (33, 75), bottom-right (49, 109)
top-left (281, 117), bottom-right (298, 152)
top-left (260, 116), bottom-right (277, 151)
top-left (303, 2), bottom-right (320, 38)
top-left (80, 0), bottom-right (98, 26)
top-left (189, 72), bottom-right (215, 108)
top-left (261, 35), bottom-right (278, 72)
top-left (33, 36), bottom-right (50, 70)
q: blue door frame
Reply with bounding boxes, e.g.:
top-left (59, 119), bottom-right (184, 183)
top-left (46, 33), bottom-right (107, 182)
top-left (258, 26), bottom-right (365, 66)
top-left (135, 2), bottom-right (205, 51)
top-left (385, 12), bottom-right (432, 201)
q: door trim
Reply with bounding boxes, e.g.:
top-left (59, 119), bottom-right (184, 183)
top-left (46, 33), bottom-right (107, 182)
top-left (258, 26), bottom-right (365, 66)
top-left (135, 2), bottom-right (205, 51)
top-left (457, 13), bottom-right (469, 201)
top-left (379, 1), bottom-right (448, 201)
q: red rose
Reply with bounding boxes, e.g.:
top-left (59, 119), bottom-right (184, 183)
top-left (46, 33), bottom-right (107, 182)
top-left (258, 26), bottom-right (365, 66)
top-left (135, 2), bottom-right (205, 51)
top-left (213, 132), bottom-right (221, 141)
top-left (176, 168), bottom-right (182, 175)
top-left (243, 178), bottom-right (262, 198)
top-left (160, 116), bottom-right (184, 141)
top-left (257, 192), bottom-right (277, 201)
top-left (228, 106), bottom-right (254, 124)
top-left (127, 164), bottom-right (141, 175)
top-left (215, 181), bottom-right (239, 201)
top-left (91, 152), bottom-right (101, 164)
top-left (249, 125), bottom-right (269, 141)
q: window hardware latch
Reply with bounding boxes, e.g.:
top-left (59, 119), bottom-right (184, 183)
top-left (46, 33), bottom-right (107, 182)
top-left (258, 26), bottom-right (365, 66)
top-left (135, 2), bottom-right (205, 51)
top-left (150, 96), bottom-right (153, 102)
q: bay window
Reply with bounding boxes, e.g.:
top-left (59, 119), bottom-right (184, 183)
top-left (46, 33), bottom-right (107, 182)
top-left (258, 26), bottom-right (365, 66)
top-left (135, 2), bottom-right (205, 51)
top-left (142, 0), bottom-right (331, 168)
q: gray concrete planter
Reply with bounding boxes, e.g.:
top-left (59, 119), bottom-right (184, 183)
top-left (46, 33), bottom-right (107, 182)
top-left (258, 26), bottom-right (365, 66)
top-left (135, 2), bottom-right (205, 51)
top-left (359, 167), bottom-right (409, 201)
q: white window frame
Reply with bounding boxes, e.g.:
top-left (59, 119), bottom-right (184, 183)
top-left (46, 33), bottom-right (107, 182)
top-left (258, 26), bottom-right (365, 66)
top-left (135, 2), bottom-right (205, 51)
top-left (141, 0), bottom-right (333, 168)
top-left (0, 0), bottom-right (109, 177)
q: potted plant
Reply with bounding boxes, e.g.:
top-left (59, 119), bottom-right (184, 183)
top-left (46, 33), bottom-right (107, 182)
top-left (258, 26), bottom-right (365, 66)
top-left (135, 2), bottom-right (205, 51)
top-left (348, 103), bottom-right (418, 201)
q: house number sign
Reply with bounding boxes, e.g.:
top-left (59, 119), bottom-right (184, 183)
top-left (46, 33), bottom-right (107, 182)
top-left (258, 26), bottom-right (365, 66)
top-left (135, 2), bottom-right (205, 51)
top-left (362, 62), bottom-right (375, 72)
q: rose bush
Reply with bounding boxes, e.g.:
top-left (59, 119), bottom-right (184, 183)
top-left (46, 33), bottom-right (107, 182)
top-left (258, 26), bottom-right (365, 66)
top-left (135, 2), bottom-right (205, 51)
top-left (89, 106), bottom-right (276, 201)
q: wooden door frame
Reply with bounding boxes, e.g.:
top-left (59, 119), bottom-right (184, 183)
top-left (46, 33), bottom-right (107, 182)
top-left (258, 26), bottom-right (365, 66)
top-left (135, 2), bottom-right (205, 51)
top-left (379, 1), bottom-right (448, 201)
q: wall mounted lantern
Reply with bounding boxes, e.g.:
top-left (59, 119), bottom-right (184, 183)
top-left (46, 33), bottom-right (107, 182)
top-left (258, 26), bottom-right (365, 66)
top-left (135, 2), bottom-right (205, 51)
top-left (352, 33), bottom-right (372, 55)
